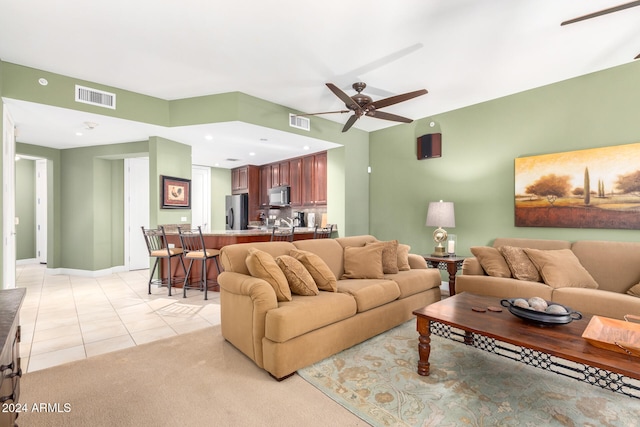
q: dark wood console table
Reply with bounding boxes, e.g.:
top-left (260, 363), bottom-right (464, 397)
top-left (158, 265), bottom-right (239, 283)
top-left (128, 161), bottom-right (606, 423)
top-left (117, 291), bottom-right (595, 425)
top-left (0, 288), bottom-right (25, 427)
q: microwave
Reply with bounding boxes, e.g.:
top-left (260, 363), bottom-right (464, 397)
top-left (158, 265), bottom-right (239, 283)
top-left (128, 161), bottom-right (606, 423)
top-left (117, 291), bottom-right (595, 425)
top-left (268, 186), bottom-right (290, 206)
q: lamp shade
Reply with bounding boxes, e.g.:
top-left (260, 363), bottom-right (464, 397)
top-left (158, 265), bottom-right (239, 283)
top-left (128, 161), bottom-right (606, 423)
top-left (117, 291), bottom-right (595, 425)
top-left (425, 201), bottom-right (455, 228)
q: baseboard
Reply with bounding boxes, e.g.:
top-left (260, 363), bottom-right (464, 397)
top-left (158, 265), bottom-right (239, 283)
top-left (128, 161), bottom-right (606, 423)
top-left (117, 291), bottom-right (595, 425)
top-left (45, 265), bottom-right (128, 278)
top-left (16, 258), bottom-right (38, 265)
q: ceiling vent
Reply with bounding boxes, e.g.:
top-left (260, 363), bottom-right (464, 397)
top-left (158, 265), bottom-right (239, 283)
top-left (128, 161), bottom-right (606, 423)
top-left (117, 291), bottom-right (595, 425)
top-left (289, 114), bottom-right (310, 131)
top-left (75, 85), bottom-right (116, 109)
top-left (225, 158), bottom-right (240, 162)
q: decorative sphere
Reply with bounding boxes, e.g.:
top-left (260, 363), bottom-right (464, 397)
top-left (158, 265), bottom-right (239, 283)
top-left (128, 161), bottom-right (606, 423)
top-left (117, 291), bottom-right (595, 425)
top-left (528, 297), bottom-right (548, 310)
top-left (546, 304), bottom-right (568, 314)
top-left (513, 298), bottom-right (529, 309)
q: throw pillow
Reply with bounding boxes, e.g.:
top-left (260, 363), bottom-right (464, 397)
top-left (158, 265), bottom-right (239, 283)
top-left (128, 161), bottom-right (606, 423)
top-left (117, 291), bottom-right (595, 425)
top-left (245, 248), bottom-right (292, 302)
top-left (523, 248), bottom-right (599, 289)
top-left (397, 244), bottom-right (411, 271)
top-left (470, 246), bottom-right (512, 278)
top-left (289, 249), bottom-right (338, 292)
top-left (275, 255), bottom-right (319, 296)
top-left (627, 283), bottom-right (640, 297)
top-left (498, 245), bottom-right (541, 282)
top-left (342, 244), bottom-right (385, 279)
top-left (366, 240), bottom-right (399, 274)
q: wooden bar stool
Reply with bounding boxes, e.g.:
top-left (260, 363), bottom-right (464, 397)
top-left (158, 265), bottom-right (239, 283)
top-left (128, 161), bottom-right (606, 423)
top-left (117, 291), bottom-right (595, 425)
top-left (270, 226), bottom-right (295, 242)
top-left (178, 226), bottom-right (221, 300)
top-left (141, 225), bottom-right (187, 296)
top-left (313, 224), bottom-right (334, 239)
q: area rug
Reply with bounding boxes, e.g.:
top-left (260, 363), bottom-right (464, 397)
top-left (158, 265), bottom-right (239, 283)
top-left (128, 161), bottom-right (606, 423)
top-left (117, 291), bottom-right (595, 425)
top-left (298, 321), bottom-right (640, 427)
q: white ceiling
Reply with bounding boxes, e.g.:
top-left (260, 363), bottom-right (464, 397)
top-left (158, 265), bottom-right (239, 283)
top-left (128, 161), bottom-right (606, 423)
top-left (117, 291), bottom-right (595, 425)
top-left (2, 1), bottom-right (639, 167)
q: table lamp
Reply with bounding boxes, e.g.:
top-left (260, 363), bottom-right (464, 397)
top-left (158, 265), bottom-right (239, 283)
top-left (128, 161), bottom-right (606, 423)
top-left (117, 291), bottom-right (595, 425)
top-left (425, 200), bottom-right (455, 257)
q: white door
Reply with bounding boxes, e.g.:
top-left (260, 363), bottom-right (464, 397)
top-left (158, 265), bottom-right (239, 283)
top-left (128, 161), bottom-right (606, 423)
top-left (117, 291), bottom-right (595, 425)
top-left (125, 157), bottom-right (149, 270)
top-left (191, 166), bottom-right (211, 232)
top-left (3, 107), bottom-right (16, 288)
top-left (36, 159), bottom-right (47, 264)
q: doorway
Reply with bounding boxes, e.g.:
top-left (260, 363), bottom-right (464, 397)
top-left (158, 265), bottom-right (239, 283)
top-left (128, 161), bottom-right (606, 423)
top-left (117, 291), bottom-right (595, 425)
top-left (124, 157), bottom-right (149, 271)
top-left (3, 106), bottom-right (16, 288)
top-left (191, 165), bottom-right (211, 232)
top-left (35, 159), bottom-right (47, 264)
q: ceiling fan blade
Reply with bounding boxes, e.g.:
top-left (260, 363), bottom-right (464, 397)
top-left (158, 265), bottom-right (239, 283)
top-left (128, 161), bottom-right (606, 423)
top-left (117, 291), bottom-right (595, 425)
top-left (293, 110), bottom-right (350, 117)
top-left (326, 83), bottom-right (361, 111)
top-left (368, 89), bottom-right (428, 110)
top-left (561, 1), bottom-right (640, 25)
top-left (366, 110), bottom-right (413, 123)
top-left (342, 114), bottom-right (359, 132)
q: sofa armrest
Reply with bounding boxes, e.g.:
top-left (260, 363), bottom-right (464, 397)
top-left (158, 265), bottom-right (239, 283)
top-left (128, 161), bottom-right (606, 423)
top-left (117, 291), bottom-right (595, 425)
top-left (462, 257), bottom-right (485, 276)
top-left (408, 253), bottom-right (428, 269)
top-left (218, 271), bottom-right (278, 368)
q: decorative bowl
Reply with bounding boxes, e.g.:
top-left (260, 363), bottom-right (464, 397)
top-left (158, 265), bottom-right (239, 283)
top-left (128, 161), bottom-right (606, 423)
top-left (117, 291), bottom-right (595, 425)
top-left (500, 298), bottom-right (582, 326)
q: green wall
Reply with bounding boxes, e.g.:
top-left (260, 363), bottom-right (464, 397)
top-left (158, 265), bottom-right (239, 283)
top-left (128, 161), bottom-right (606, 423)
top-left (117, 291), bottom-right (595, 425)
top-left (16, 158), bottom-right (36, 260)
top-left (370, 60), bottom-right (640, 256)
top-left (211, 167), bottom-right (231, 230)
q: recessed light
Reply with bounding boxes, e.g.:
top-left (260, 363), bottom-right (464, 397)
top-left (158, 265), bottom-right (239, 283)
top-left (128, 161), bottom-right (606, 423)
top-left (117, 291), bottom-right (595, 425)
top-left (205, 135), bottom-right (213, 141)
top-left (76, 132), bottom-right (83, 136)
top-left (303, 145), bottom-right (310, 150)
top-left (38, 78), bottom-right (48, 86)
top-left (249, 152), bottom-right (256, 156)
top-left (429, 121), bottom-right (436, 127)
top-left (214, 163), bottom-right (220, 167)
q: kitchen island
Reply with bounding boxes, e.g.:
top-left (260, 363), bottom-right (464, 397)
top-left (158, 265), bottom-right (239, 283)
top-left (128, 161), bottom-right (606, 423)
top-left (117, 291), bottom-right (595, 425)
top-left (160, 227), bottom-right (326, 294)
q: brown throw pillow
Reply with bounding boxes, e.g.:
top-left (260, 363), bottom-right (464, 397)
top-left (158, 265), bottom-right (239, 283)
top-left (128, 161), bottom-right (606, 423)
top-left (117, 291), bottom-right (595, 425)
top-left (470, 246), bottom-right (511, 278)
top-left (366, 240), bottom-right (399, 274)
top-left (498, 246), bottom-right (541, 282)
top-left (275, 255), bottom-right (319, 296)
top-left (245, 248), bottom-right (292, 302)
top-left (523, 248), bottom-right (599, 289)
top-left (627, 283), bottom-right (640, 297)
top-left (397, 244), bottom-right (411, 271)
top-left (289, 249), bottom-right (337, 292)
top-left (342, 244), bottom-right (385, 279)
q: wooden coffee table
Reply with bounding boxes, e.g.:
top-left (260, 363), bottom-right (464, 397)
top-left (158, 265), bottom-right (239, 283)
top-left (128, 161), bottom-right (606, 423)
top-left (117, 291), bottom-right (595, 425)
top-left (412, 293), bottom-right (640, 386)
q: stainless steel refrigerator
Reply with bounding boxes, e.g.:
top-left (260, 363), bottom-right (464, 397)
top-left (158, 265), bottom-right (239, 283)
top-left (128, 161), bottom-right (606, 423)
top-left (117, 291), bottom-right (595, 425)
top-left (225, 194), bottom-right (249, 230)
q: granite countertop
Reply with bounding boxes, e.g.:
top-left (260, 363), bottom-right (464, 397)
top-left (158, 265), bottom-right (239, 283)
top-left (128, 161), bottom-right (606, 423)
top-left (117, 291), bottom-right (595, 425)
top-left (0, 288), bottom-right (26, 348)
top-left (203, 227), bottom-right (319, 236)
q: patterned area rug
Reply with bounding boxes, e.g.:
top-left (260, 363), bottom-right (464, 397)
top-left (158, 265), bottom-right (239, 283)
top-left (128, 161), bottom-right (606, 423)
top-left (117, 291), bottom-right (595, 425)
top-left (298, 321), bottom-right (640, 427)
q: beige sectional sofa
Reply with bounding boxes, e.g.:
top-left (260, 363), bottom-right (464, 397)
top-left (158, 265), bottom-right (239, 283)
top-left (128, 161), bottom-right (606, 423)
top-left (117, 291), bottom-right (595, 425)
top-left (217, 235), bottom-right (442, 379)
top-left (456, 238), bottom-right (640, 320)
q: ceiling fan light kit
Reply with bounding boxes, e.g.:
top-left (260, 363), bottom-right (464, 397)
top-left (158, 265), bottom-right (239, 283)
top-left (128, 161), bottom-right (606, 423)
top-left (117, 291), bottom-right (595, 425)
top-left (302, 81), bottom-right (428, 132)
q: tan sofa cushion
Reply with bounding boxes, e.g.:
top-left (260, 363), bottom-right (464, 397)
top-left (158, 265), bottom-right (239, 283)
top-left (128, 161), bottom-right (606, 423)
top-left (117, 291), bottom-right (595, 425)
top-left (264, 292), bottom-right (357, 342)
top-left (342, 244), bottom-right (385, 279)
top-left (337, 279), bottom-right (401, 312)
top-left (627, 283), bottom-right (640, 297)
top-left (397, 244), bottom-right (411, 271)
top-left (289, 249), bottom-right (338, 292)
top-left (499, 246), bottom-right (541, 282)
top-left (292, 239), bottom-right (345, 279)
top-left (384, 269), bottom-right (441, 299)
top-left (246, 248), bottom-right (292, 302)
top-left (524, 248), bottom-right (598, 289)
top-left (335, 235), bottom-right (378, 249)
top-left (221, 241), bottom-right (296, 275)
top-left (275, 255), bottom-right (319, 296)
top-left (470, 246), bottom-right (511, 278)
top-left (367, 240), bottom-right (399, 274)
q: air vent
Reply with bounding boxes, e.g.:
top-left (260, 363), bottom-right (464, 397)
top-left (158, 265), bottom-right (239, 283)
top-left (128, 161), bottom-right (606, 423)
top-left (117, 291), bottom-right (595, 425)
top-left (75, 85), bottom-right (116, 109)
top-left (289, 114), bottom-right (310, 131)
top-left (225, 158), bottom-right (241, 162)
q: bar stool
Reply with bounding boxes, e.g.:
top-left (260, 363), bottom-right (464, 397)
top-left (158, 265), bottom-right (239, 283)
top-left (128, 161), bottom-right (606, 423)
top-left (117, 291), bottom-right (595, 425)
top-left (313, 224), bottom-right (334, 239)
top-left (141, 226), bottom-right (187, 296)
top-left (270, 226), bottom-right (295, 242)
top-left (178, 226), bottom-right (221, 300)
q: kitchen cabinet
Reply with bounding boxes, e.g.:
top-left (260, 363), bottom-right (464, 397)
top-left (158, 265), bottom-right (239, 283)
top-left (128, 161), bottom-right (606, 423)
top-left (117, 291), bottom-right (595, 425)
top-left (289, 157), bottom-right (302, 206)
top-left (271, 161), bottom-right (290, 187)
top-left (231, 166), bottom-right (249, 193)
top-left (301, 152), bottom-right (327, 206)
top-left (259, 165), bottom-right (271, 207)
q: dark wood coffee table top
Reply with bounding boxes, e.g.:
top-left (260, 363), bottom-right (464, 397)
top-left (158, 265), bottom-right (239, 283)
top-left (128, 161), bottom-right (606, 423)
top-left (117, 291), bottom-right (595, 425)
top-left (413, 293), bottom-right (640, 380)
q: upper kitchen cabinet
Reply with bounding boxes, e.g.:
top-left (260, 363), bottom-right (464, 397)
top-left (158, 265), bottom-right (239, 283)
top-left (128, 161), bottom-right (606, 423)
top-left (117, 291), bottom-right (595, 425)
top-left (232, 165), bottom-right (261, 217)
top-left (301, 152), bottom-right (327, 206)
top-left (271, 161), bottom-right (290, 187)
top-left (289, 157), bottom-right (302, 206)
top-left (259, 165), bottom-right (271, 207)
top-left (231, 166), bottom-right (248, 193)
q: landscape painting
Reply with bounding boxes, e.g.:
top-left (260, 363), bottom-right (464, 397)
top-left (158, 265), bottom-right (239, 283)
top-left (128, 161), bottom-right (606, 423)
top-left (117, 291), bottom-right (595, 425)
top-left (515, 142), bottom-right (640, 229)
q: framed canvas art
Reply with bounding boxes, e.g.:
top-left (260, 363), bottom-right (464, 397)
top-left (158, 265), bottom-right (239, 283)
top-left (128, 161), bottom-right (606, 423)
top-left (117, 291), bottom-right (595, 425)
top-left (161, 175), bottom-right (191, 209)
top-left (515, 142), bottom-right (640, 229)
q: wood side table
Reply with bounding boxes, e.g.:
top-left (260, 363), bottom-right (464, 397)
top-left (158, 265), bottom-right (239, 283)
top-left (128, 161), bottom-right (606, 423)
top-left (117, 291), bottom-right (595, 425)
top-left (422, 255), bottom-right (466, 296)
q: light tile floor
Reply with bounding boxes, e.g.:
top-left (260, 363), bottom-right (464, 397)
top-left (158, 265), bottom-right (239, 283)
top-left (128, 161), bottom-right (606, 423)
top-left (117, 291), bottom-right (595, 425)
top-left (16, 263), bottom-right (221, 373)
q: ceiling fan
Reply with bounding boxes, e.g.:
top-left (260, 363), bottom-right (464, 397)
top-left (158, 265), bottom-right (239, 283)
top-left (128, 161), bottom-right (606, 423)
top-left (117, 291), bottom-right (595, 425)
top-left (561, 1), bottom-right (640, 59)
top-left (300, 82), bottom-right (427, 132)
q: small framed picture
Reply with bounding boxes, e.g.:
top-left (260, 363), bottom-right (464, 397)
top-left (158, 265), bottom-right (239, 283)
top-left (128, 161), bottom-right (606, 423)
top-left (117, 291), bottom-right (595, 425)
top-left (161, 175), bottom-right (191, 209)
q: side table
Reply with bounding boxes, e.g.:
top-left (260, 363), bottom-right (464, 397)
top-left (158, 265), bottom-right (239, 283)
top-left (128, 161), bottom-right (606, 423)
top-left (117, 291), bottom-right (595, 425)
top-left (422, 255), bottom-right (466, 296)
